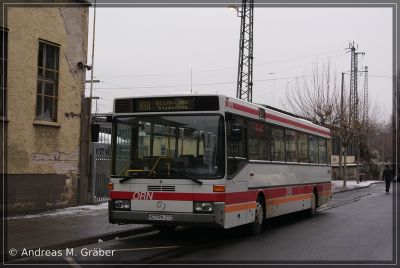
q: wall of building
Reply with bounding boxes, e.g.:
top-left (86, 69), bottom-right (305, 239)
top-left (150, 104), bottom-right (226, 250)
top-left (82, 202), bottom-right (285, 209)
top-left (5, 5), bottom-right (88, 213)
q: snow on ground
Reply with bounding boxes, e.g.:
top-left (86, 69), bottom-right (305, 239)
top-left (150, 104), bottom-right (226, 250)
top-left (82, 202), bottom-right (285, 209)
top-left (7, 202), bottom-right (108, 220)
top-left (331, 180), bottom-right (382, 193)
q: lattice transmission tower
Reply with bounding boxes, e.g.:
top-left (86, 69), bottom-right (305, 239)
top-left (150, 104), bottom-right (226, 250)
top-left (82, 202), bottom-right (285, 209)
top-left (362, 66), bottom-right (368, 124)
top-left (348, 42), bottom-right (365, 124)
top-left (236, 0), bottom-right (254, 103)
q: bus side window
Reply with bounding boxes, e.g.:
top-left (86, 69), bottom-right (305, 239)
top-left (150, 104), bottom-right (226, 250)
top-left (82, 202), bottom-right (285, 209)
top-left (248, 120), bottom-right (270, 160)
top-left (309, 135), bottom-right (318, 164)
top-left (271, 126), bottom-right (285, 162)
top-left (327, 139), bottom-right (332, 164)
top-left (318, 138), bottom-right (327, 164)
top-left (298, 132), bottom-right (309, 163)
top-left (227, 116), bottom-right (247, 177)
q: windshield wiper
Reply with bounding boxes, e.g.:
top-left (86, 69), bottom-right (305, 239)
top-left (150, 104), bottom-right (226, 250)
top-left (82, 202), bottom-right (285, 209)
top-left (158, 168), bottom-right (203, 185)
top-left (111, 173), bottom-right (150, 184)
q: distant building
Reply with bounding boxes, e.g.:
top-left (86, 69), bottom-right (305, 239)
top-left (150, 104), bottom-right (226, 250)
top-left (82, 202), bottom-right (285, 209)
top-left (1, 1), bottom-right (89, 213)
top-left (331, 137), bottom-right (358, 180)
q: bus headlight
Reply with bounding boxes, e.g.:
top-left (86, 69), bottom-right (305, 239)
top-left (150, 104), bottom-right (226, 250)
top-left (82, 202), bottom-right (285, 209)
top-left (114, 200), bottom-right (131, 210)
top-left (193, 202), bottom-right (213, 213)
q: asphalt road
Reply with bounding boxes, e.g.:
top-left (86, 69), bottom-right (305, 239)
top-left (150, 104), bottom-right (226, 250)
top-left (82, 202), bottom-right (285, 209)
top-left (10, 182), bottom-right (397, 266)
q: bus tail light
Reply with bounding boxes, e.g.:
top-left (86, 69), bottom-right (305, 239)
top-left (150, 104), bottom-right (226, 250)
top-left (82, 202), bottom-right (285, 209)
top-left (213, 185), bottom-right (225, 192)
top-left (108, 182), bottom-right (114, 191)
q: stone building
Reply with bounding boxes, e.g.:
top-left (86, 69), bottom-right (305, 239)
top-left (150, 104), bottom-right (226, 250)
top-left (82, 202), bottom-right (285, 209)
top-left (1, 1), bottom-right (90, 213)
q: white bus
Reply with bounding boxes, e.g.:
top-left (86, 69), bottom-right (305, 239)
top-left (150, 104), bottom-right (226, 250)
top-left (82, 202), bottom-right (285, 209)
top-left (108, 94), bottom-right (332, 234)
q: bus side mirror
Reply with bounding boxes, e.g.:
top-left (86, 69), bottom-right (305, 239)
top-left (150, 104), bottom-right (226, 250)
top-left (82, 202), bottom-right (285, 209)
top-left (91, 123), bottom-right (100, 142)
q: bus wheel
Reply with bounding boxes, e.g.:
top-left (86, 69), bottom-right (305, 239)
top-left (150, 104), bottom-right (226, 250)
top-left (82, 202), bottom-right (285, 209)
top-left (308, 191), bottom-right (317, 217)
top-left (250, 198), bottom-right (265, 235)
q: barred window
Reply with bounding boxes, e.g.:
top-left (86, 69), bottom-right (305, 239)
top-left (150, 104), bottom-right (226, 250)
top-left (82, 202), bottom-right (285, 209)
top-left (0, 28), bottom-right (8, 117)
top-left (36, 40), bottom-right (59, 121)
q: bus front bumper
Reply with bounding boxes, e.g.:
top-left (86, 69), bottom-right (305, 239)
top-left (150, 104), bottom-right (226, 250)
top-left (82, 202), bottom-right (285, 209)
top-left (109, 201), bottom-right (225, 228)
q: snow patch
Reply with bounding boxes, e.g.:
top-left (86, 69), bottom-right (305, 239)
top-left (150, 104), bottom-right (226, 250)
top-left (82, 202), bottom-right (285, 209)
top-left (7, 202), bottom-right (108, 220)
top-left (331, 180), bottom-right (382, 193)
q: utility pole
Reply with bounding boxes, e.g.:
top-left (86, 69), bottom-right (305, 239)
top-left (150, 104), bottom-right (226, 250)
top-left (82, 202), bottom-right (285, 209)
top-left (87, 0), bottom-right (97, 203)
top-left (236, 0), bottom-right (254, 102)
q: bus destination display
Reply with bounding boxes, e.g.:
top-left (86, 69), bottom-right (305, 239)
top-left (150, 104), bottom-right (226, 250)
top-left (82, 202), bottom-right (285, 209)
top-left (114, 96), bottom-right (220, 113)
top-left (136, 98), bottom-right (194, 112)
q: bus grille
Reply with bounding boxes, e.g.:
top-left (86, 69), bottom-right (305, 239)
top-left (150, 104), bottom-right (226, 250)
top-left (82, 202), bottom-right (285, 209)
top-left (147, 185), bottom-right (176, 192)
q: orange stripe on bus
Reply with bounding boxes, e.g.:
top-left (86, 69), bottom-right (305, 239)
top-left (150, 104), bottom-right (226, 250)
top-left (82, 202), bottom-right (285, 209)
top-left (224, 202), bottom-right (256, 213)
top-left (266, 193), bottom-right (312, 206)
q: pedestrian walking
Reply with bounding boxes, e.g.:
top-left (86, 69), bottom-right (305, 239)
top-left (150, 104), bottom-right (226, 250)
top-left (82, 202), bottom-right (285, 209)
top-left (382, 165), bottom-right (393, 193)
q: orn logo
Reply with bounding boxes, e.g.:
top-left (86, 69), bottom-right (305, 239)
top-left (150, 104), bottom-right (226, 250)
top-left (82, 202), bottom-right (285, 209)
top-left (132, 192), bottom-right (154, 200)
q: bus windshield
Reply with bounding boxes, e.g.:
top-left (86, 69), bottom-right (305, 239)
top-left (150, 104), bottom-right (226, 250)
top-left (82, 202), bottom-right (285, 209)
top-left (112, 115), bottom-right (225, 179)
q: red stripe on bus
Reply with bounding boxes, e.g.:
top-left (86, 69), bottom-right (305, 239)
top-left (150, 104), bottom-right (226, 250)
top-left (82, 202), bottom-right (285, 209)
top-left (263, 188), bottom-right (287, 199)
top-left (155, 192), bottom-right (225, 202)
top-left (109, 191), bottom-right (132, 199)
top-left (225, 191), bottom-right (257, 204)
top-left (265, 113), bottom-right (331, 137)
top-left (109, 191), bottom-right (225, 202)
top-left (292, 185), bottom-right (314, 195)
top-left (109, 182), bottom-right (331, 203)
top-left (229, 101), bottom-right (330, 137)
top-left (232, 103), bottom-right (260, 116)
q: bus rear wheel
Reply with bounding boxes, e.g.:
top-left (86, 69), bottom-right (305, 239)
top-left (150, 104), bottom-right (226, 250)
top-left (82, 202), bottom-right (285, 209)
top-left (307, 191), bottom-right (317, 217)
top-left (250, 198), bottom-right (265, 235)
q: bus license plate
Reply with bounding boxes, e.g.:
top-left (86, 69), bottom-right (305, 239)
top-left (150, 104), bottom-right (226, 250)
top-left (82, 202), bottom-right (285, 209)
top-left (148, 214), bottom-right (174, 221)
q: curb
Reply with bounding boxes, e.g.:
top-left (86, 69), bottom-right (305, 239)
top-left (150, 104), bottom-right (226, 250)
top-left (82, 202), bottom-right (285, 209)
top-left (4, 225), bottom-right (156, 262)
top-left (332, 181), bottom-right (384, 194)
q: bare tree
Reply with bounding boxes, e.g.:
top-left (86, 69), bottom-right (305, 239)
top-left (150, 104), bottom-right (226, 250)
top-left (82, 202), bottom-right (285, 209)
top-left (285, 60), bottom-right (379, 187)
top-left (285, 61), bottom-right (340, 127)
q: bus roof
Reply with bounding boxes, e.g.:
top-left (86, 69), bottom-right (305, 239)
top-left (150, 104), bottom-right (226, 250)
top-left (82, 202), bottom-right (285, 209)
top-left (113, 94), bottom-right (331, 139)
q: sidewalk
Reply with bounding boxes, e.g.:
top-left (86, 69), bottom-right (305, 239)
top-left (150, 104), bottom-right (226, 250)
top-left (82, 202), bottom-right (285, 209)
top-left (5, 203), bottom-right (153, 255)
top-left (331, 179), bottom-right (383, 193)
top-left (4, 180), bottom-right (382, 257)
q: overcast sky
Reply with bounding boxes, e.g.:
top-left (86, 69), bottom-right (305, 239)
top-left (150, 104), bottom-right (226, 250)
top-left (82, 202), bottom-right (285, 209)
top-left (86, 7), bottom-right (392, 120)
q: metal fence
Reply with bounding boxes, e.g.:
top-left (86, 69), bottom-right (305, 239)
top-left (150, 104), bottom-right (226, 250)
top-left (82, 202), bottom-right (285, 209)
top-left (90, 115), bottom-right (112, 203)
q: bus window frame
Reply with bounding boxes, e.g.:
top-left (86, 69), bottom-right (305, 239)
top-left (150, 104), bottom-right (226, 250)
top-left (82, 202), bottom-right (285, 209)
top-left (111, 113), bottom-right (226, 179)
top-left (225, 112), bottom-right (331, 177)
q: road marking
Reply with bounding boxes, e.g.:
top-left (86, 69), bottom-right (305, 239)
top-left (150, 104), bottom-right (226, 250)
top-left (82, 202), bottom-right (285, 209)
top-left (64, 256), bottom-right (81, 268)
top-left (117, 230), bottom-right (159, 241)
top-left (116, 245), bottom-right (181, 252)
